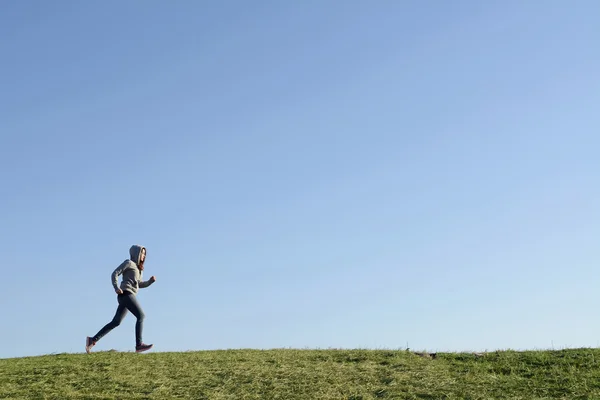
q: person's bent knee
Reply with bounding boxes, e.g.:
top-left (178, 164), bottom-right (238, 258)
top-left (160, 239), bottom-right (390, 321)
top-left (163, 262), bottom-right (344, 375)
top-left (137, 311), bottom-right (145, 321)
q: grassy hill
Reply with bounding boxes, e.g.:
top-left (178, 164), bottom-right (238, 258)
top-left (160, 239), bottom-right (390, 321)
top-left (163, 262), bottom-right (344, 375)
top-left (1, 348), bottom-right (600, 399)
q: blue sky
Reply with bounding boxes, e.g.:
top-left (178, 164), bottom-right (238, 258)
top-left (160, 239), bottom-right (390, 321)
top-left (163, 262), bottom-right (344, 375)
top-left (1, 1), bottom-right (599, 359)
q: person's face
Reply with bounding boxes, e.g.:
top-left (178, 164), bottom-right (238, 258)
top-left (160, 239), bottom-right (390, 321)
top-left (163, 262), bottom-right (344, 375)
top-left (140, 248), bottom-right (146, 265)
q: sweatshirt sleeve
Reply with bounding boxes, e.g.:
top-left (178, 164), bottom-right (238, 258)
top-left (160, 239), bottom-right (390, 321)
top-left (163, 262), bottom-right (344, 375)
top-left (111, 262), bottom-right (127, 291)
top-left (139, 279), bottom-right (154, 289)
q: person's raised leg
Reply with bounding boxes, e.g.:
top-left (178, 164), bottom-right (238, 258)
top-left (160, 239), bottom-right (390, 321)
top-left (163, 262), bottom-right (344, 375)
top-left (86, 302), bottom-right (128, 353)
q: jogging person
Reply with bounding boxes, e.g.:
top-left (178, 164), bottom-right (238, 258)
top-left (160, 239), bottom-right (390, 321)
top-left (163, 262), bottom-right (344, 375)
top-left (86, 245), bottom-right (156, 353)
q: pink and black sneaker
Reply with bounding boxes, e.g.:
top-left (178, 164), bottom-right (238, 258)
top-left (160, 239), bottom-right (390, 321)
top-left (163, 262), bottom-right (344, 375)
top-left (135, 343), bottom-right (153, 353)
top-left (85, 337), bottom-right (96, 354)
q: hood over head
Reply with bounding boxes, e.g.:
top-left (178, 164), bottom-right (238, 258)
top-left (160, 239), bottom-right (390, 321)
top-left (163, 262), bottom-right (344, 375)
top-left (129, 245), bottom-right (146, 265)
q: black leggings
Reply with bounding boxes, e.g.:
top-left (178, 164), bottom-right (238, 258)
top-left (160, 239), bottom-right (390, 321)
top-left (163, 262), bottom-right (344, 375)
top-left (92, 293), bottom-right (145, 346)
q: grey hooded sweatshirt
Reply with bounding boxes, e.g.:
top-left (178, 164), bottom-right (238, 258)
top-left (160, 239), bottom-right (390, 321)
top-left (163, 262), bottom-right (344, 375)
top-left (111, 245), bottom-right (154, 295)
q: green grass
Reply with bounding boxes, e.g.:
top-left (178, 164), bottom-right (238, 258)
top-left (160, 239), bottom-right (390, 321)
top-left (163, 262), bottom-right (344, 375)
top-left (2, 348), bottom-right (600, 399)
